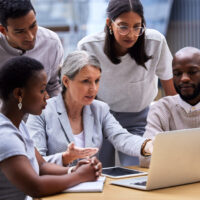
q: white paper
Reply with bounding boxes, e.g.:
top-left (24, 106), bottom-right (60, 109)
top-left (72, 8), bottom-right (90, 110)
top-left (63, 176), bottom-right (106, 193)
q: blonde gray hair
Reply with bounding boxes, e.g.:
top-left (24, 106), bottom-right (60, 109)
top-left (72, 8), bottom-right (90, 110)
top-left (61, 50), bottom-right (101, 92)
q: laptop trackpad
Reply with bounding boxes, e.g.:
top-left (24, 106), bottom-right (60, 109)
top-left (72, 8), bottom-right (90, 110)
top-left (134, 181), bottom-right (147, 186)
top-left (111, 176), bottom-right (148, 189)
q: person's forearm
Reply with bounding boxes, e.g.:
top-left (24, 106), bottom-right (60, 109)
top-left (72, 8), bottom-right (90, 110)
top-left (160, 78), bottom-right (177, 96)
top-left (28, 172), bottom-right (83, 198)
top-left (35, 148), bottom-right (68, 175)
top-left (39, 162), bottom-right (69, 176)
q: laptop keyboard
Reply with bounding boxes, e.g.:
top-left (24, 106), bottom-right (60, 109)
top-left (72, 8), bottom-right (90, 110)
top-left (134, 181), bottom-right (147, 186)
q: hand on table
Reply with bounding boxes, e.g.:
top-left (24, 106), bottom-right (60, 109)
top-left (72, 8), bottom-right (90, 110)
top-left (72, 157), bottom-right (102, 182)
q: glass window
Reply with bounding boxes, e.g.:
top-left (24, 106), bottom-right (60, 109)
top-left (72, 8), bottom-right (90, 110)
top-left (32, 0), bottom-right (173, 54)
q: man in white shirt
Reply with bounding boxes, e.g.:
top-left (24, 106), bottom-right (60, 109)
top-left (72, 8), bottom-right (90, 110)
top-left (140, 46), bottom-right (200, 167)
top-left (0, 0), bottom-right (63, 97)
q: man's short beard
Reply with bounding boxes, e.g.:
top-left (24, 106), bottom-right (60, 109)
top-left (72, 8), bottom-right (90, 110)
top-left (174, 82), bottom-right (200, 102)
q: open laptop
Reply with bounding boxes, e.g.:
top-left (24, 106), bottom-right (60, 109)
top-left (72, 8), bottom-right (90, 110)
top-left (111, 128), bottom-right (200, 190)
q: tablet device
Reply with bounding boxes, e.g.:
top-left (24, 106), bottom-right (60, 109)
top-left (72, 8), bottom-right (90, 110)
top-left (102, 167), bottom-right (147, 178)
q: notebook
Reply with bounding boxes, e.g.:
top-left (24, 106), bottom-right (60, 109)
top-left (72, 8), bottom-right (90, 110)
top-left (111, 128), bottom-right (200, 190)
top-left (63, 176), bottom-right (106, 192)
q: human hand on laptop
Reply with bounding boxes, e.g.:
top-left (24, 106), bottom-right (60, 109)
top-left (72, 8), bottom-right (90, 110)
top-left (142, 139), bottom-right (153, 156)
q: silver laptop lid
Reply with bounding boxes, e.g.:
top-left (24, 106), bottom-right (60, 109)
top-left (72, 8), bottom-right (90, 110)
top-left (147, 128), bottom-right (200, 190)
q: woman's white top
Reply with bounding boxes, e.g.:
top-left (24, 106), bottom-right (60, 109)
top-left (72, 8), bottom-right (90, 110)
top-left (74, 131), bottom-right (85, 148)
top-left (78, 29), bottom-right (173, 112)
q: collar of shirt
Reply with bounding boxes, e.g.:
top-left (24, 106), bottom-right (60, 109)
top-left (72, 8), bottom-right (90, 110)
top-left (177, 95), bottom-right (200, 113)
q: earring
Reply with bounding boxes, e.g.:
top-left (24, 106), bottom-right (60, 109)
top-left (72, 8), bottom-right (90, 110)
top-left (18, 97), bottom-right (22, 110)
top-left (109, 28), bottom-right (113, 35)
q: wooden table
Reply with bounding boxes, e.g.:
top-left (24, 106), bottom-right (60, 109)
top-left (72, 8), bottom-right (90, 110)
top-left (41, 166), bottom-right (200, 200)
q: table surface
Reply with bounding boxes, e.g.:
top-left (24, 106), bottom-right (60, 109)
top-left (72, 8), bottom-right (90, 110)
top-left (41, 166), bottom-right (200, 200)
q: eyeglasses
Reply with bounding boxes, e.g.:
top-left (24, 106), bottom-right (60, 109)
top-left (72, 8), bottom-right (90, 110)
top-left (111, 20), bottom-right (146, 36)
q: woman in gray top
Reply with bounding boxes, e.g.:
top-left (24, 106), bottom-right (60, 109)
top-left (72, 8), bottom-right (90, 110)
top-left (77, 0), bottom-right (176, 166)
top-left (0, 56), bottom-right (101, 200)
top-left (27, 50), bottom-right (153, 168)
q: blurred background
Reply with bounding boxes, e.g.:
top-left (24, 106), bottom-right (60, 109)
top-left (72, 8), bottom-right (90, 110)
top-left (32, 0), bottom-right (200, 97)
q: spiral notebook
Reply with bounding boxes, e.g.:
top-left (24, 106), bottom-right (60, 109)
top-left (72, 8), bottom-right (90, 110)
top-left (63, 176), bottom-right (106, 193)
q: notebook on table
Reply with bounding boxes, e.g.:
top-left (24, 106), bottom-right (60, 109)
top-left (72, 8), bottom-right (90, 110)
top-left (111, 128), bottom-right (200, 190)
top-left (63, 176), bottom-right (106, 192)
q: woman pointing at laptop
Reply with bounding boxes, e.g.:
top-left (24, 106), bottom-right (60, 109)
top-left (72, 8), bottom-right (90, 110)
top-left (27, 50), bottom-right (153, 167)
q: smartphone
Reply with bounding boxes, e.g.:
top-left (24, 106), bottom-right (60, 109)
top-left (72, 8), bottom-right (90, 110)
top-left (102, 166), bottom-right (147, 178)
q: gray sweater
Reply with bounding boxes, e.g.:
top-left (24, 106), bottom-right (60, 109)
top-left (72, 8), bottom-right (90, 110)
top-left (0, 26), bottom-right (63, 97)
top-left (140, 94), bottom-right (200, 167)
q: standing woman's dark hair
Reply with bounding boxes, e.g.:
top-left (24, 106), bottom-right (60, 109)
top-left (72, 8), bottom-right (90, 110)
top-left (104, 0), bottom-right (152, 67)
top-left (0, 56), bottom-right (43, 101)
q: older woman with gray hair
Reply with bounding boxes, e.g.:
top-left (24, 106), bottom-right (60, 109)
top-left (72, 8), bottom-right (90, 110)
top-left (27, 50), bottom-right (153, 167)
